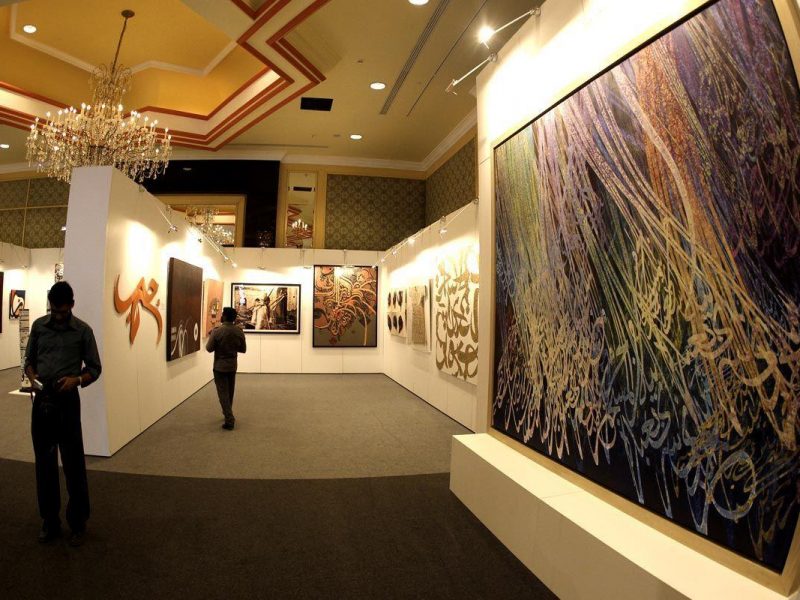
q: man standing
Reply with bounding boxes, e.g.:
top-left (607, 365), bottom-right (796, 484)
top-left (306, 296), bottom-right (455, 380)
top-left (25, 281), bottom-right (102, 547)
top-left (206, 307), bottom-right (246, 430)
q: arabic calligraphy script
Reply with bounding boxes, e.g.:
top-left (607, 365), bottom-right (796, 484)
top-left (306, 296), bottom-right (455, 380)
top-left (434, 245), bottom-right (479, 383)
top-left (113, 275), bottom-right (163, 345)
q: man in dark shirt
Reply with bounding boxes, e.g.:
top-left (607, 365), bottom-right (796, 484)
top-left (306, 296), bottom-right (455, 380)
top-left (206, 307), bottom-right (246, 430)
top-left (24, 281), bottom-right (102, 547)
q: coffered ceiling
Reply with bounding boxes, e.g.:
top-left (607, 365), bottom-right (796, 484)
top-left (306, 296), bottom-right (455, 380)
top-left (0, 0), bottom-right (540, 169)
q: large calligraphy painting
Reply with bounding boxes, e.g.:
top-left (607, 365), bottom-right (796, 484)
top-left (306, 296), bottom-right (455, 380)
top-left (492, 0), bottom-right (800, 570)
top-left (166, 258), bottom-right (203, 361)
top-left (434, 246), bottom-right (479, 383)
top-left (313, 265), bottom-right (378, 347)
top-left (113, 275), bottom-right (163, 345)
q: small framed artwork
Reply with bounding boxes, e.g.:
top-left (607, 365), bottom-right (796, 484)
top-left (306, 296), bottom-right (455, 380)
top-left (9, 289), bottom-right (26, 319)
top-left (230, 283), bottom-right (301, 334)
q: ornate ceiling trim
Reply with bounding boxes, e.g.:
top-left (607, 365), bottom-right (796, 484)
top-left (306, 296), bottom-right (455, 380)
top-left (0, 0), bottom-right (330, 152)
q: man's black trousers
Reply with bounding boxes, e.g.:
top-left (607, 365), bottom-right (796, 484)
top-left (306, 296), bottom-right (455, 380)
top-left (31, 389), bottom-right (90, 531)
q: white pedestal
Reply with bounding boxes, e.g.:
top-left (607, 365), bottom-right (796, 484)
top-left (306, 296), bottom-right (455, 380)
top-left (449, 433), bottom-right (798, 600)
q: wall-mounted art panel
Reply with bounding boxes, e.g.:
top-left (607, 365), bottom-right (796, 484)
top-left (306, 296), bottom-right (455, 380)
top-left (387, 288), bottom-right (407, 338)
top-left (0, 272), bottom-right (3, 333)
top-left (313, 265), bottom-right (378, 347)
top-left (231, 283), bottom-right (301, 333)
top-left (434, 246), bottom-right (479, 383)
top-left (113, 276), bottom-right (163, 346)
top-left (18, 309), bottom-right (30, 390)
top-left (203, 279), bottom-right (223, 337)
top-left (492, 0), bottom-right (800, 571)
top-left (9, 289), bottom-right (25, 319)
top-left (166, 258), bottom-right (203, 362)
top-left (54, 263), bottom-right (64, 283)
top-left (409, 283), bottom-right (431, 351)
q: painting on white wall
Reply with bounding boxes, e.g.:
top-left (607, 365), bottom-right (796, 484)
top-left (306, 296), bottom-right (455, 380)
top-left (434, 245), bottom-right (478, 383)
top-left (409, 283), bottom-right (431, 352)
top-left (231, 283), bottom-right (300, 333)
top-left (386, 288), bottom-right (407, 337)
top-left (9, 289), bottom-right (25, 319)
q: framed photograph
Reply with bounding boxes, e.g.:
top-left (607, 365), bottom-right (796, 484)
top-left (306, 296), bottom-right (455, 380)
top-left (203, 279), bottom-right (223, 337)
top-left (230, 283), bottom-right (300, 334)
top-left (313, 265), bottom-right (378, 347)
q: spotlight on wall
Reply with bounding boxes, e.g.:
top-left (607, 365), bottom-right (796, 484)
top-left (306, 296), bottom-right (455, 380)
top-left (447, 4), bottom-right (542, 94)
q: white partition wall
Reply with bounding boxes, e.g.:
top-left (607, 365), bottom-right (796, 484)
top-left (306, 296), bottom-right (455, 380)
top-left (223, 247), bottom-right (382, 375)
top-left (0, 244), bottom-right (62, 372)
top-left (64, 167), bottom-right (226, 456)
top-left (381, 202), bottom-right (479, 430)
top-left (451, 0), bottom-right (800, 598)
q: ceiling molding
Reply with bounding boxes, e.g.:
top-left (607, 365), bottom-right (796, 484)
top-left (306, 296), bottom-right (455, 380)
top-left (282, 154), bottom-right (426, 172)
top-left (0, 0), bottom-right (331, 152)
top-left (0, 161), bottom-right (36, 176)
top-left (420, 106), bottom-right (476, 172)
top-left (9, 4), bottom-right (237, 77)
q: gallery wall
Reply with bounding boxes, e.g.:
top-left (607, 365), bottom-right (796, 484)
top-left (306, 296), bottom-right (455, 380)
top-left (425, 137), bottom-right (476, 225)
top-left (64, 167), bottom-right (227, 456)
top-left (0, 243), bottom-right (62, 372)
top-left (382, 201), bottom-right (479, 430)
top-left (324, 175), bottom-right (426, 250)
top-left (221, 247), bottom-right (382, 374)
top-left (466, 0), bottom-right (800, 596)
top-left (0, 177), bottom-right (68, 248)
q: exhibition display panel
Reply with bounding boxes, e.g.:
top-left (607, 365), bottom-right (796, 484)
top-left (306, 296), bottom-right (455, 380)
top-left (481, 0), bottom-right (800, 590)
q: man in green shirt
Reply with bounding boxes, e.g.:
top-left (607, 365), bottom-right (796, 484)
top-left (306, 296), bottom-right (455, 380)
top-left (206, 306), bottom-right (246, 430)
top-left (25, 281), bottom-right (102, 547)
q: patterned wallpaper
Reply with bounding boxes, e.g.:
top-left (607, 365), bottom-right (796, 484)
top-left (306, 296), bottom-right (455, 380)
top-left (325, 175), bottom-right (426, 250)
top-left (425, 137), bottom-right (476, 225)
top-left (0, 177), bottom-right (69, 248)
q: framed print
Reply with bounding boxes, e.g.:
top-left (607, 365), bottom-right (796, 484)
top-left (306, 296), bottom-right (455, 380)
top-left (9, 289), bottom-right (25, 319)
top-left (231, 283), bottom-right (300, 333)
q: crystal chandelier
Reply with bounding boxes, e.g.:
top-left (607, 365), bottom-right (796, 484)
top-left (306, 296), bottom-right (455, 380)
top-left (291, 218), bottom-right (309, 232)
top-left (186, 206), bottom-right (235, 247)
top-left (26, 10), bottom-right (172, 183)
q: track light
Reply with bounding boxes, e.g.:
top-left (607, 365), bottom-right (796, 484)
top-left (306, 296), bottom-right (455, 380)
top-left (447, 5), bottom-right (542, 94)
top-left (168, 224), bottom-right (178, 233)
top-left (439, 217), bottom-right (448, 236)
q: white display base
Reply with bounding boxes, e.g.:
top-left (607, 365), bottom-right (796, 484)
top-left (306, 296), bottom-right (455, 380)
top-left (7, 389), bottom-right (29, 397)
top-left (450, 434), bottom-right (798, 600)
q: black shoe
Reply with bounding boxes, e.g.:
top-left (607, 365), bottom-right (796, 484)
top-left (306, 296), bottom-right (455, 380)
top-left (67, 530), bottom-right (85, 547)
top-left (38, 523), bottom-right (61, 543)
top-left (222, 422), bottom-right (235, 430)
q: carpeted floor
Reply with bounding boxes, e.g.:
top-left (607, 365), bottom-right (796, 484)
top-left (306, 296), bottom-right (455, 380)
top-left (0, 368), bottom-right (556, 598)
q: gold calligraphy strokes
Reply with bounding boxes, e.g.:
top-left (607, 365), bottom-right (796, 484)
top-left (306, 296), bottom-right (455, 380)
top-left (313, 265), bottom-right (378, 347)
top-left (410, 284), bottom-right (430, 349)
top-left (113, 275), bottom-right (163, 345)
top-left (434, 245), bottom-right (479, 383)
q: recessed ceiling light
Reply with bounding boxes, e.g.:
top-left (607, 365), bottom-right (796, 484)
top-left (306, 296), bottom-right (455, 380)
top-left (408, 0), bottom-right (429, 5)
top-left (23, 24), bottom-right (37, 34)
top-left (370, 82), bottom-right (386, 90)
top-left (350, 134), bottom-right (363, 140)
top-left (0, 144), bottom-right (9, 149)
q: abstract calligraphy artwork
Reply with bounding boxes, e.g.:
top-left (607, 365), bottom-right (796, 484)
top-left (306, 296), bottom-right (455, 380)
top-left (492, 0), bottom-right (800, 570)
top-left (166, 258), bottom-right (202, 361)
top-left (203, 280), bottom-right (223, 337)
top-left (54, 263), bottom-right (64, 283)
top-left (114, 275), bottom-right (163, 345)
top-left (231, 283), bottom-right (301, 333)
top-left (410, 283), bottom-right (431, 351)
top-left (387, 288), bottom-right (407, 337)
top-left (313, 265), bottom-right (378, 347)
top-left (434, 246), bottom-right (479, 383)
top-left (9, 289), bottom-right (25, 319)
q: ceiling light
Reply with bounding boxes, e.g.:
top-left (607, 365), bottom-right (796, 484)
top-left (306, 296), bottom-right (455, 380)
top-left (408, 0), bottom-right (429, 5)
top-left (370, 82), bottom-right (386, 90)
top-left (23, 24), bottom-right (37, 34)
top-left (0, 144), bottom-right (9, 149)
top-left (478, 26), bottom-right (495, 45)
top-left (26, 10), bottom-right (171, 183)
top-left (350, 134), bottom-right (363, 140)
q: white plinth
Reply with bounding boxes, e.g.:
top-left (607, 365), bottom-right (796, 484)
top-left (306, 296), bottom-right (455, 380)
top-left (449, 433), bottom-right (798, 600)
